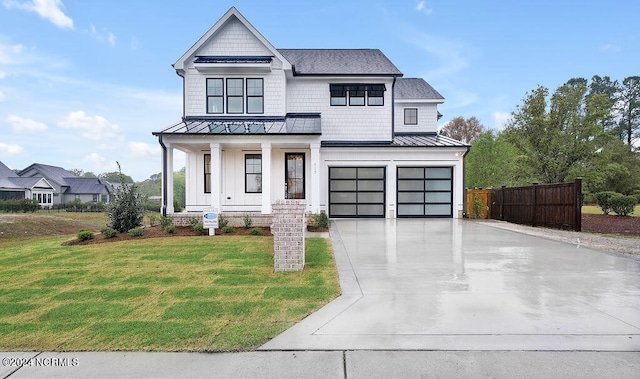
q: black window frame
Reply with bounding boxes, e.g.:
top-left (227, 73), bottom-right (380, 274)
top-left (246, 78), bottom-right (264, 114)
top-left (285, 153), bottom-right (306, 199)
top-left (348, 88), bottom-right (366, 106)
top-left (367, 88), bottom-right (384, 106)
top-left (204, 154), bottom-right (211, 194)
top-left (330, 86), bottom-right (347, 106)
top-left (206, 78), bottom-right (224, 114)
top-left (226, 78), bottom-right (244, 114)
top-left (330, 84), bottom-right (386, 107)
top-left (245, 154), bottom-right (262, 193)
top-left (404, 108), bottom-right (418, 125)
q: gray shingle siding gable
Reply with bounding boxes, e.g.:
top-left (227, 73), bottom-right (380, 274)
top-left (395, 78), bottom-right (444, 100)
top-left (278, 49), bottom-right (403, 76)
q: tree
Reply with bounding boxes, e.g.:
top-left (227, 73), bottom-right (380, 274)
top-left (68, 168), bottom-right (97, 178)
top-left (575, 138), bottom-right (640, 195)
top-left (505, 81), bottom-right (609, 184)
top-left (439, 116), bottom-right (484, 143)
top-left (587, 75), bottom-right (619, 132)
top-left (105, 163), bottom-right (145, 232)
top-left (616, 76), bottom-right (640, 147)
top-left (101, 171), bottom-right (134, 184)
top-left (465, 130), bottom-right (521, 188)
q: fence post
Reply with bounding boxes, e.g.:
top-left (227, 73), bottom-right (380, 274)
top-left (532, 183), bottom-right (538, 227)
top-left (500, 185), bottom-right (505, 221)
top-left (575, 178), bottom-right (582, 232)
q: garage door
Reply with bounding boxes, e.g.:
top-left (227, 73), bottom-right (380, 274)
top-left (397, 167), bottom-right (453, 217)
top-left (329, 167), bottom-right (385, 218)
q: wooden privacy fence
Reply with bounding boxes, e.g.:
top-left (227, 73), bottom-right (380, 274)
top-left (466, 189), bottom-right (492, 219)
top-left (490, 179), bottom-right (582, 232)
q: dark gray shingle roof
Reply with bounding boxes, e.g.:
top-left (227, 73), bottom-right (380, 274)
top-left (0, 161), bottom-right (16, 178)
top-left (19, 163), bottom-right (77, 186)
top-left (63, 177), bottom-right (109, 194)
top-left (278, 49), bottom-right (402, 76)
top-left (395, 78), bottom-right (444, 100)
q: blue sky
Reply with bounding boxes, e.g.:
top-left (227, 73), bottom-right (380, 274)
top-left (1, 0), bottom-right (638, 181)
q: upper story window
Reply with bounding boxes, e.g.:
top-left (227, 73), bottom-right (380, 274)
top-left (404, 108), bottom-right (418, 125)
top-left (330, 84), bottom-right (385, 107)
top-left (227, 78), bottom-right (244, 114)
top-left (207, 78), bottom-right (223, 114)
top-left (206, 78), bottom-right (264, 115)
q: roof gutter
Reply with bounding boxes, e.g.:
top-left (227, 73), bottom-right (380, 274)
top-left (158, 134), bottom-right (168, 217)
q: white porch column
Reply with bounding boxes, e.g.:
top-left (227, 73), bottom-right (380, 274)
top-left (310, 143), bottom-right (321, 214)
top-left (261, 142), bottom-right (272, 214)
top-left (165, 143), bottom-right (175, 214)
top-left (210, 143), bottom-right (222, 211)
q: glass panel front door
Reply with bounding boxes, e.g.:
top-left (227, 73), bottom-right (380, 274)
top-left (285, 153), bottom-right (305, 199)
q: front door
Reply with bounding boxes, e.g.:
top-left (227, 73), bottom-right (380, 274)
top-left (285, 153), bottom-right (305, 199)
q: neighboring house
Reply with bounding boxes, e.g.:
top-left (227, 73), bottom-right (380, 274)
top-left (18, 163), bottom-right (112, 205)
top-left (153, 7), bottom-right (470, 220)
top-left (0, 161), bottom-right (56, 207)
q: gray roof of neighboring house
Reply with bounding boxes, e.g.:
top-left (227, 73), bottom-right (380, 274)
top-left (63, 177), bottom-right (110, 194)
top-left (278, 49), bottom-right (403, 76)
top-left (19, 163), bottom-right (77, 187)
top-left (0, 161), bottom-right (17, 178)
top-left (395, 78), bottom-right (444, 100)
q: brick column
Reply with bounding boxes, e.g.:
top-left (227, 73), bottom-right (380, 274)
top-left (272, 199), bottom-right (306, 272)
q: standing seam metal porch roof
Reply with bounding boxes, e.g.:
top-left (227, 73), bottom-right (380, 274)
top-left (153, 114), bottom-right (322, 135)
top-left (321, 134), bottom-right (470, 148)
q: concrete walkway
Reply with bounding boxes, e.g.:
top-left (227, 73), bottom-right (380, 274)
top-left (4, 219), bottom-right (640, 378)
top-left (261, 219), bottom-right (640, 351)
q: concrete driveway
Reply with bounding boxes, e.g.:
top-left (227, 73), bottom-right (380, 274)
top-left (261, 219), bottom-right (640, 351)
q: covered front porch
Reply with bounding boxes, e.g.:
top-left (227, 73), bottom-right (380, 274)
top-left (154, 115), bottom-right (323, 219)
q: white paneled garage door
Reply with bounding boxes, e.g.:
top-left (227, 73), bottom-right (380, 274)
top-left (329, 167), bottom-right (386, 218)
top-left (397, 167), bottom-right (453, 218)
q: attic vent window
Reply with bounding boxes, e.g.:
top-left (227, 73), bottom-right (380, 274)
top-left (330, 84), bottom-right (386, 107)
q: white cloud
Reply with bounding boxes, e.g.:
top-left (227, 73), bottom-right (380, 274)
top-left (492, 111), bottom-right (511, 130)
top-left (56, 110), bottom-right (121, 141)
top-left (3, 0), bottom-right (73, 29)
top-left (0, 43), bottom-right (28, 65)
top-left (127, 141), bottom-right (159, 159)
top-left (6, 114), bottom-right (48, 132)
top-left (82, 153), bottom-right (118, 173)
top-left (85, 24), bottom-right (116, 47)
top-left (407, 30), bottom-right (474, 82)
top-left (600, 43), bottom-right (621, 53)
top-left (0, 142), bottom-right (24, 155)
top-left (415, 1), bottom-right (433, 15)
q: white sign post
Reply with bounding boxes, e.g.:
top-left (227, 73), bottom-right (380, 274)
top-left (202, 207), bottom-right (219, 236)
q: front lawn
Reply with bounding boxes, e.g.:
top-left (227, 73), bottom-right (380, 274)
top-left (0, 236), bottom-right (339, 351)
top-left (582, 204), bottom-right (640, 216)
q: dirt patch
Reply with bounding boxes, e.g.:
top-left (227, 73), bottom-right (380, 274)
top-left (582, 214), bottom-right (640, 236)
top-left (63, 225), bottom-right (273, 245)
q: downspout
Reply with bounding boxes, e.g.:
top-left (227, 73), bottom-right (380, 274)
top-left (158, 134), bottom-right (168, 217)
top-left (462, 145), bottom-right (471, 218)
top-left (391, 77), bottom-right (397, 138)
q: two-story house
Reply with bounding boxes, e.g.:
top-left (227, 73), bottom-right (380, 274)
top-left (154, 7), bottom-right (469, 221)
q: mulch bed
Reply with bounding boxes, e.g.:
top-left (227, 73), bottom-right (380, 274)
top-left (581, 214), bottom-right (640, 237)
top-left (63, 225), bottom-right (329, 245)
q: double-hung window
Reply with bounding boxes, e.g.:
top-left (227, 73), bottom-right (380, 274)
top-left (227, 79), bottom-right (244, 114)
top-left (207, 78), bottom-right (223, 113)
top-left (367, 85), bottom-right (384, 106)
top-left (349, 87), bottom-right (365, 106)
top-left (245, 154), bottom-right (262, 193)
top-left (404, 108), bottom-right (418, 125)
top-left (330, 84), bottom-right (385, 106)
top-left (330, 86), bottom-right (347, 106)
top-left (246, 78), bottom-right (264, 114)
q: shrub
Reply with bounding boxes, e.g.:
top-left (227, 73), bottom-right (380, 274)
top-left (582, 192), bottom-right (597, 205)
top-left (594, 191), bottom-right (618, 215)
top-left (193, 222), bottom-right (206, 235)
top-left (128, 226), bottom-right (145, 237)
top-left (105, 165), bottom-right (146, 233)
top-left (0, 199), bottom-right (39, 213)
top-left (100, 227), bottom-right (118, 239)
top-left (160, 216), bottom-right (172, 228)
top-left (188, 217), bottom-right (201, 227)
top-left (242, 213), bottom-right (253, 229)
top-left (309, 212), bottom-right (329, 228)
top-left (173, 199), bottom-right (182, 213)
top-left (249, 227), bottom-right (262, 235)
top-left (164, 225), bottom-right (176, 234)
top-left (147, 213), bottom-right (159, 227)
top-left (634, 190), bottom-right (640, 203)
top-left (77, 229), bottom-right (94, 241)
top-left (610, 193), bottom-right (636, 216)
top-left (218, 214), bottom-right (229, 228)
top-left (471, 194), bottom-right (488, 219)
top-left (221, 225), bottom-right (234, 234)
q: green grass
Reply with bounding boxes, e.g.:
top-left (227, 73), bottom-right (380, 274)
top-left (0, 235), bottom-right (339, 352)
top-left (582, 204), bottom-right (640, 216)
